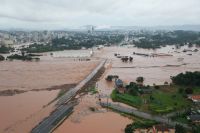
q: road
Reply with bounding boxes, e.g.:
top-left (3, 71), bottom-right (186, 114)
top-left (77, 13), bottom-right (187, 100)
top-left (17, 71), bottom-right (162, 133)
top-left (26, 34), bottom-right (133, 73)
top-left (31, 103), bottom-right (74, 133)
top-left (31, 59), bottom-right (106, 133)
top-left (100, 102), bottom-right (191, 129)
top-left (56, 59), bottom-right (106, 105)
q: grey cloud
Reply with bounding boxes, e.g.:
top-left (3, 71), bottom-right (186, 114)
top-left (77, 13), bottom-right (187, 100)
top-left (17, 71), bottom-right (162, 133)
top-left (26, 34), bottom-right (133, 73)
top-left (0, 0), bottom-right (199, 29)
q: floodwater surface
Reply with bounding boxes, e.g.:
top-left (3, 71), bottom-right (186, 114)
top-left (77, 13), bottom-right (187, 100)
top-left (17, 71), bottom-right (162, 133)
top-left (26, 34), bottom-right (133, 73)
top-left (0, 55), bottom-right (100, 133)
top-left (55, 110), bottom-right (132, 133)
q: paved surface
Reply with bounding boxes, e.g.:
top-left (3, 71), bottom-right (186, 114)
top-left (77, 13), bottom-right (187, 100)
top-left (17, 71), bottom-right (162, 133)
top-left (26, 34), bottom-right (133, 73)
top-left (31, 59), bottom-right (106, 133)
top-left (100, 102), bottom-right (191, 129)
top-left (31, 103), bottom-right (74, 133)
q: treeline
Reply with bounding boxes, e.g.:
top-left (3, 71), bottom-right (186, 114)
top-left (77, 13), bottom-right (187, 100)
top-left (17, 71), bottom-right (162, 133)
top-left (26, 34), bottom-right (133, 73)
top-left (171, 71), bottom-right (200, 86)
top-left (22, 33), bottom-right (125, 53)
top-left (0, 46), bottom-right (13, 53)
top-left (7, 54), bottom-right (40, 61)
top-left (0, 55), bottom-right (5, 61)
top-left (22, 43), bottom-right (66, 53)
top-left (133, 30), bottom-right (200, 49)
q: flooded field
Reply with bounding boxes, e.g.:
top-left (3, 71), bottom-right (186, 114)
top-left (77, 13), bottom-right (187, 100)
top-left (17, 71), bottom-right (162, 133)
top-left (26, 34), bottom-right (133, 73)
top-left (0, 58), bottom-right (99, 91)
top-left (54, 45), bottom-right (200, 133)
top-left (0, 55), bottom-right (99, 133)
top-left (1, 45), bottom-right (200, 133)
top-left (0, 90), bottom-right (58, 133)
top-left (95, 45), bottom-right (200, 85)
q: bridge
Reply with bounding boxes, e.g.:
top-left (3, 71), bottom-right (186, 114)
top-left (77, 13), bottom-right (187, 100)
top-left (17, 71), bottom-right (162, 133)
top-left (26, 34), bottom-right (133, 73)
top-left (31, 59), bottom-right (106, 133)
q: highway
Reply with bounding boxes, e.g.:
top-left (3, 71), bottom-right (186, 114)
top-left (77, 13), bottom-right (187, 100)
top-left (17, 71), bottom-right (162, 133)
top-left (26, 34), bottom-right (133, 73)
top-left (31, 59), bottom-right (106, 133)
top-left (56, 59), bottom-right (106, 105)
top-left (31, 103), bottom-right (74, 133)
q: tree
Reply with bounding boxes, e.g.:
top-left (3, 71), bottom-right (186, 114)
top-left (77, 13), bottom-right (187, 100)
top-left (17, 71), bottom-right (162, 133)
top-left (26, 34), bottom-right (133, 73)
top-left (185, 88), bottom-right (193, 94)
top-left (121, 57), bottom-right (129, 62)
top-left (21, 51), bottom-right (25, 57)
top-left (192, 125), bottom-right (200, 133)
top-left (0, 45), bottom-right (12, 53)
top-left (0, 55), bottom-right (5, 61)
top-left (178, 88), bottom-right (184, 94)
top-left (105, 75), bottom-right (113, 81)
top-left (129, 57), bottom-right (133, 62)
top-left (154, 85), bottom-right (160, 90)
top-left (175, 124), bottom-right (186, 133)
top-left (125, 124), bottom-right (133, 133)
top-left (136, 77), bottom-right (144, 84)
top-left (164, 81), bottom-right (168, 85)
top-left (129, 88), bottom-right (138, 96)
top-left (171, 71), bottom-right (200, 86)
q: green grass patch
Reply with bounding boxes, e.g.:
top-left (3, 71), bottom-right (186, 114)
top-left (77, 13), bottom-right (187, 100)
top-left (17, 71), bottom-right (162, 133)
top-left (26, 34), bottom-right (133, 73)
top-left (88, 86), bottom-right (98, 94)
top-left (192, 87), bottom-right (200, 94)
top-left (148, 90), bottom-right (190, 113)
top-left (111, 85), bottom-right (193, 114)
top-left (111, 89), bottom-right (142, 107)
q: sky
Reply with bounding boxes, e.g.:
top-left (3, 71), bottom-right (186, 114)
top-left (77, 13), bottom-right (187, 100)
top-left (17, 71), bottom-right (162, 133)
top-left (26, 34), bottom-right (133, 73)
top-left (0, 0), bottom-right (200, 30)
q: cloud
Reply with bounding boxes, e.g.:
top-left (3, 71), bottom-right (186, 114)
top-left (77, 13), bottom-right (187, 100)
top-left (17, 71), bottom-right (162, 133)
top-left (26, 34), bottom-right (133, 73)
top-left (0, 0), bottom-right (199, 29)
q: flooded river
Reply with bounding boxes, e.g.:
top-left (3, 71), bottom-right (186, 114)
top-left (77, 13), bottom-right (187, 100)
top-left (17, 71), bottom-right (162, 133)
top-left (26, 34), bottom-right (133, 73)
top-left (55, 111), bottom-right (132, 133)
top-left (0, 45), bottom-right (200, 133)
top-left (0, 55), bottom-right (99, 133)
top-left (95, 45), bottom-right (200, 85)
top-left (55, 45), bottom-right (200, 133)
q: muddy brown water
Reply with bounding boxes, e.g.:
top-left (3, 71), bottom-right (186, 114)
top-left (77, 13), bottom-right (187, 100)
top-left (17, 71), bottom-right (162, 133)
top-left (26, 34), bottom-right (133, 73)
top-left (0, 56), bottom-right (99, 133)
top-left (55, 45), bottom-right (200, 133)
top-left (55, 111), bottom-right (132, 133)
top-left (94, 45), bottom-right (200, 85)
top-left (1, 45), bottom-right (200, 133)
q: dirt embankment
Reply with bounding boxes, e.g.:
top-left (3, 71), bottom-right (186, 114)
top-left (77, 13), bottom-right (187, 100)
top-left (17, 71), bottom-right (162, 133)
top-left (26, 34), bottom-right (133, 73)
top-left (0, 83), bottom-right (76, 96)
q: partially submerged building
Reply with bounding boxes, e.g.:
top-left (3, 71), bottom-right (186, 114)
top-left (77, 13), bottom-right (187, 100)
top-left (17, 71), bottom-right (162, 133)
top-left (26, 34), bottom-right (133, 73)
top-left (152, 124), bottom-right (175, 133)
top-left (188, 115), bottom-right (200, 123)
top-left (115, 78), bottom-right (126, 93)
top-left (134, 124), bottom-right (175, 133)
top-left (188, 95), bottom-right (200, 103)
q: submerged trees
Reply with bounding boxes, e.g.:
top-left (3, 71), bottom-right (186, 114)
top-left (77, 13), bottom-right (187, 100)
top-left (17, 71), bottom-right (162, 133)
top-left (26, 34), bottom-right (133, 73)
top-left (171, 71), bottom-right (200, 86)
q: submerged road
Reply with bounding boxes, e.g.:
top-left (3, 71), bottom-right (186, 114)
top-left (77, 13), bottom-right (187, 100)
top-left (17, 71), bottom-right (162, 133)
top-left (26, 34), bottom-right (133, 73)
top-left (100, 102), bottom-right (191, 129)
top-left (31, 59), bottom-right (106, 133)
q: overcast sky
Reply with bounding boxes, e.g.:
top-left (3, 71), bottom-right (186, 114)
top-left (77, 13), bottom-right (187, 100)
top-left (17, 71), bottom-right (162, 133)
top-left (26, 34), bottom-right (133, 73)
top-left (0, 0), bottom-right (200, 29)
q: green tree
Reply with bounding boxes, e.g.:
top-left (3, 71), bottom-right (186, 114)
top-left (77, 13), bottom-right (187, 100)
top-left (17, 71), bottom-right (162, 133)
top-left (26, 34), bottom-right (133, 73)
top-left (136, 77), bottom-right (144, 84)
top-left (125, 124), bottom-right (133, 133)
top-left (0, 55), bottom-right (5, 61)
top-left (175, 124), bottom-right (186, 133)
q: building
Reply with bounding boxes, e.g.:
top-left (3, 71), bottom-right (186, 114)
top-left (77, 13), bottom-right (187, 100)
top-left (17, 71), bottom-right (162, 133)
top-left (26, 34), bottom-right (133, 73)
top-left (115, 79), bottom-right (123, 88)
top-left (134, 124), bottom-right (175, 133)
top-left (188, 115), bottom-right (200, 123)
top-left (1, 39), bottom-right (14, 47)
top-left (188, 95), bottom-right (200, 103)
top-left (152, 124), bottom-right (175, 133)
top-left (115, 79), bottom-right (126, 93)
top-left (134, 128), bottom-right (153, 133)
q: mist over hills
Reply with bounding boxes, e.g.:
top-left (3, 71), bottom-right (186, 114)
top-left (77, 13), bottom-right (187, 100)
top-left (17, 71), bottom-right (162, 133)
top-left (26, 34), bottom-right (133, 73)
top-left (1, 25), bottom-right (200, 32)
